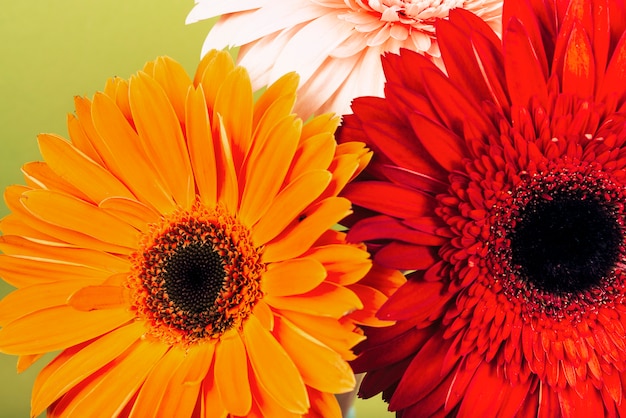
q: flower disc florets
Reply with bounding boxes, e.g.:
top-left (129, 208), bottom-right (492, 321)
top-left (128, 203), bottom-right (265, 346)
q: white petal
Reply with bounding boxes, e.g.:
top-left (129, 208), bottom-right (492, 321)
top-left (202, 0), bottom-right (322, 52)
top-left (270, 12), bottom-right (355, 86)
top-left (295, 53), bottom-right (361, 116)
top-left (186, 0), bottom-right (268, 24)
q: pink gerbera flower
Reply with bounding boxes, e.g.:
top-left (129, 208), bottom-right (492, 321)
top-left (186, 0), bottom-right (502, 117)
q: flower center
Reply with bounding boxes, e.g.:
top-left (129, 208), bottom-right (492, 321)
top-left (127, 203), bottom-right (266, 346)
top-left (510, 194), bottom-right (622, 294)
top-left (487, 162), bottom-right (626, 317)
top-left (374, 0), bottom-right (464, 24)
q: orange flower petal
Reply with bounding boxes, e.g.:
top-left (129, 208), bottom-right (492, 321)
top-left (239, 115), bottom-right (301, 226)
top-left (4, 187), bottom-right (130, 254)
top-left (253, 300), bottom-right (275, 331)
top-left (66, 112), bottom-right (105, 166)
top-left (263, 197), bottom-right (352, 262)
top-left (103, 77), bottom-right (132, 122)
top-left (214, 331), bottom-right (252, 415)
top-left (157, 344), bottom-right (214, 417)
top-left (98, 196), bottom-right (160, 233)
top-left (129, 347), bottom-right (186, 418)
top-left (90, 92), bottom-right (176, 213)
top-left (185, 85), bottom-right (218, 208)
top-left (304, 244), bottom-right (371, 285)
top-left (275, 316), bottom-right (355, 393)
top-left (37, 133), bottom-right (135, 204)
top-left (266, 282), bottom-right (363, 318)
top-left (252, 169), bottom-right (332, 246)
top-left (0, 255), bottom-right (112, 288)
top-left (285, 132), bottom-right (337, 184)
top-left (150, 56), bottom-right (193, 124)
top-left (306, 386), bottom-right (343, 418)
top-left (20, 189), bottom-right (140, 250)
top-left (201, 361), bottom-right (228, 418)
top-left (0, 235), bottom-right (130, 273)
top-left (0, 305), bottom-right (133, 355)
top-left (195, 49), bottom-right (236, 110)
top-left (17, 354), bottom-right (44, 373)
top-left (0, 214), bottom-right (59, 242)
top-left (31, 322), bottom-right (144, 417)
top-left (53, 339), bottom-right (168, 417)
top-left (242, 315), bottom-right (309, 413)
top-left (346, 283), bottom-right (395, 327)
top-left (215, 115), bottom-right (240, 212)
top-left (68, 285), bottom-right (126, 311)
top-left (262, 258), bottom-right (327, 297)
top-left (280, 310), bottom-right (364, 360)
top-left (0, 279), bottom-right (96, 326)
top-left (213, 66), bottom-right (253, 167)
top-left (248, 366), bottom-right (301, 418)
top-left (21, 162), bottom-right (91, 202)
top-left (252, 72), bottom-right (298, 127)
top-left (129, 72), bottom-right (195, 209)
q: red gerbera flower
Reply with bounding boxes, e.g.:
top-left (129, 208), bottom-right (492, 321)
top-left (339, 0), bottom-right (626, 415)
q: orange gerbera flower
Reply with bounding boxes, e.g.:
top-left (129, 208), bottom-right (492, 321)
top-left (0, 50), bottom-right (402, 417)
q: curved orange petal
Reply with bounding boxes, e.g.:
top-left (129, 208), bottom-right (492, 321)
top-left (0, 305), bottom-right (133, 355)
top-left (31, 321), bottom-right (144, 416)
top-left (262, 258), bottom-right (327, 297)
top-left (4, 187), bottom-right (130, 254)
top-left (266, 282), bottom-right (363, 319)
top-left (157, 344), bottom-right (214, 417)
top-left (215, 115), bottom-right (240, 213)
top-left (17, 353), bottom-right (44, 373)
top-left (19, 189), bottom-right (140, 250)
top-left (52, 339), bottom-right (168, 417)
top-left (275, 316), bottom-right (355, 393)
top-left (66, 112), bottom-right (104, 166)
top-left (239, 115), bottom-right (301, 226)
top-left (214, 331), bottom-right (252, 415)
top-left (285, 132), bottom-right (337, 184)
top-left (98, 196), bottom-right (161, 233)
top-left (213, 66), bottom-right (253, 167)
top-left (304, 244), bottom-right (371, 286)
top-left (252, 169), bottom-right (332, 246)
top-left (68, 285), bottom-right (126, 311)
top-left (90, 92), bottom-right (176, 214)
top-left (129, 347), bottom-right (186, 418)
top-left (0, 255), bottom-right (112, 288)
top-left (185, 85), bottom-right (218, 208)
top-left (21, 162), bottom-right (90, 202)
top-left (253, 300), bottom-right (275, 331)
top-left (150, 56), bottom-right (193, 124)
top-left (201, 361), bottom-right (228, 418)
top-left (0, 279), bottom-right (97, 326)
top-left (252, 72), bottom-right (298, 128)
top-left (37, 133), bottom-right (135, 204)
top-left (280, 310), bottom-right (364, 361)
top-left (195, 50), bottom-right (236, 111)
top-left (263, 197), bottom-right (352, 263)
top-left (305, 386), bottom-right (342, 418)
top-left (129, 72), bottom-right (195, 209)
top-left (242, 315), bottom-right (309, 413)
top-left (0, 235), bottom-right (129, 273)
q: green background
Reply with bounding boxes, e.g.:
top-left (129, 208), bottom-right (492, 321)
top-left (0, 1), bottom-right (392, 416)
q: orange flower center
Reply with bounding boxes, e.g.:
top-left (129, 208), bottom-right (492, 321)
top-left (126, 202), bottom-right (266, 346)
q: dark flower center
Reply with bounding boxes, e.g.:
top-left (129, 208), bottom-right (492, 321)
top-left (510, 195), bottom-right (622, 293)
top-left (128, 203), bottom-right (266, 346)
top-left (162, 243), bottom-right (226, 314)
